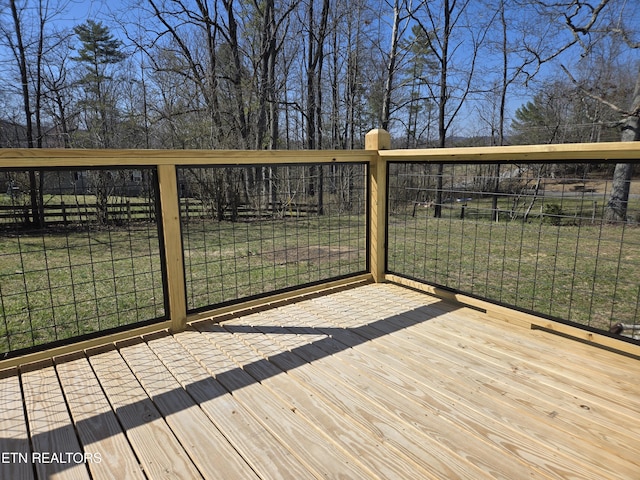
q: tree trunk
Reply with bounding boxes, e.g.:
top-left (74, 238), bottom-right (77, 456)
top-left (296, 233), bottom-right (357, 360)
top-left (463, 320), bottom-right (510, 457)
top-left (381, 0), bottom-right (401, 130)
top-left (10, 0), bottom-right (46, 228)
top-left (604, 67), bottom-right (640, 223)
top-left (604, 162), bottom-right (634, 223)
top-left (223, 0), bottom-right (249, 148)
top-left (434, 0), bottom-right (450, 218)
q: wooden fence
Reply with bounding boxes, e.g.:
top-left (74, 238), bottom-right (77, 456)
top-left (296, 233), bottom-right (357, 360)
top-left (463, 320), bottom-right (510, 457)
top-left (0, 199), bottom-right (324, 228)
top-left (0, 201), bottom-right (156, 227)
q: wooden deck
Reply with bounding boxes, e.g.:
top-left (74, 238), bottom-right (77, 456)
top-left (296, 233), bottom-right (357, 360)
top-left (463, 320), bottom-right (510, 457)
top-left (1, 282), bottom-right (639, 480)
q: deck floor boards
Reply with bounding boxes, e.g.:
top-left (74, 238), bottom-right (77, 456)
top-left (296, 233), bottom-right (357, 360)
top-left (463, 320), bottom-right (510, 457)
top-left (1, 282), bottom-right (638, 479)
top-left (56, 355), bottom-right (146, 480)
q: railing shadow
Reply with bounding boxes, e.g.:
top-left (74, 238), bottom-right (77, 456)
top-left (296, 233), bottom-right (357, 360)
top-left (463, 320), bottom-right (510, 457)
top-left (1, 296), bottom-right (455, 478)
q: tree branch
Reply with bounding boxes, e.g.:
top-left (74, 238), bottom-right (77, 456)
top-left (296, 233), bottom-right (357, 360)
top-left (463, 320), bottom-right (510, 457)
top-left (560, 63), bottom-right (629, 115)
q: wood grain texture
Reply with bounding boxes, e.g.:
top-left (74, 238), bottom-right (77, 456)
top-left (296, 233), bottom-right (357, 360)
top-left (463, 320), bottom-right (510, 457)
top-left (219, 314), bottom-right (484, 480)
top-left (204, 324), bottom-right (438, 480)
top-left (21, 364), bottom-right (91, 480)
top-left (88, 348), bottom-right (203, 480)
top-left (0, 148), bottom-right (372, 167)
top-left (4, 282), bottom-right (639, 480)
top-left (177, 326), bottom-right (379, 479)
top-left (378, 140), bottom-right (640, 162)
top-left (147, 333), bottom-right (318, 480)
top-left (157, 164), bottom-right (187, 332)
top-left (55, 356), bottom-right (145, 480)
top-left (0, 370), bottom-right (33, 480)
top-left (386, 273), bottom-right (640, 356)
top-left (118, 340), bottom-right (259, 480)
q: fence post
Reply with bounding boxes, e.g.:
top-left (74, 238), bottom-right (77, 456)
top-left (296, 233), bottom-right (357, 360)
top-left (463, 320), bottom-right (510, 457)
top-left (157, 165), bottom-right (188, 332)
top-left (366, 129), bottom-right (390, 283)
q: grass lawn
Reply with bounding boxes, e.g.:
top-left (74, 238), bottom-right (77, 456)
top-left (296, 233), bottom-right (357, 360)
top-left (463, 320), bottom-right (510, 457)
top-left (181, 214), bottom-right (368, 311)
top-left (1, 199), bottom-right (637, 355)
top-left (0, 224), bottom-right (166, 354)
top-left (0, 213), bottom-right (368, 354)
top-left (388, 206), bottom-right (640, 331)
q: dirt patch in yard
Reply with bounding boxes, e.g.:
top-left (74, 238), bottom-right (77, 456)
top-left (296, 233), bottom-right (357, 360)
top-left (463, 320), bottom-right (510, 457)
top-left (544, 177), bottom-right (640, 195)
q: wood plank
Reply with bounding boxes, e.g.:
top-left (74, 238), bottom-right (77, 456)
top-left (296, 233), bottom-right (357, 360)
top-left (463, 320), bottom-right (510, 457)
top-left (117, 339), bottom-right (259, 480)
top-left (54, 355), bottom-right (145, 480)
top-left (88, 348), bottom-right (203, 479)
top-left (290, 293), bottom-right (621, 480)
top-left (146, 333), bottom-right (318, 480)
top-left (318, 285), bottom-right (640, 474)
top-left (207, 323), bottom-right (441, 480)
top-left (0, 320), bottom-right (173, 371)
top-left (378, 141), bottom-right (640, 162)
top-left (229, 307), bottom-right (555, 480)
top-left (397, 312), bottom-right (640, 443)
top-left (185, 274), bottom-right (372, 325)
top-left (0, 148), bottom-right (372, 168)
top-left (359, 285), bottom-right (640, 421)
top-left (219, 316), bottom-right (494, 480)
top-left (390, 316), bottom-right (640, 467)
top-left (157, 164), bottom-right (187, 332)
top-left (21, 363), bottom-right (91, 480)
top-left (386, 274), bottom-right (640, 357)
top-left (174, 327), bottom-right (380, 479)
top-left (417, 307), bottom-right (640, 408)
top-left (306, 285), bottom-right (640, 468)
top-left (366, 129), bottom-right (389, 283)
top-left (0, 370), bottom-right (33, 480)
top-left (356, 320), bottom-right (640, 479)
top-left (6, 281), bottom-right (640, 480)
top-left (379, 283), bottom-right (640, 379)
top-left (341, 283), bottom-right (640, 398)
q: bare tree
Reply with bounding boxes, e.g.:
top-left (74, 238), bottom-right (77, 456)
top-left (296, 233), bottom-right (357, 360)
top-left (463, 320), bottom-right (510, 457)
top-left (42, 36), bottom-right (77, 148)
top-left (530, 0), bottom-right (639, 222)
top-left (409, 0), bottom-right (493, 216)
top-left (253, 0), bottom-right (298, 150)
top-left (304, 0), bottom-right (330, 150)
top-left (1, 0), bottom-right (66, 226)
top-left (380, 0), bottom-right (411, 131)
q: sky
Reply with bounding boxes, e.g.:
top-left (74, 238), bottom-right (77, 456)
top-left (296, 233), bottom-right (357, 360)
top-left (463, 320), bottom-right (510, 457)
top-left (2, 0), bottom-right (638, 142)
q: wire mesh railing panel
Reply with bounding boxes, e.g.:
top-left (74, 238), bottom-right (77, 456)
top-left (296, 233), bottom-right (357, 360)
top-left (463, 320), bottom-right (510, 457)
top-left (0, 168), bottom-right (167, 355)
top-left (388, 161), bottom-right (640, 339)
top-left (178, 163), bottom-right (367, 312)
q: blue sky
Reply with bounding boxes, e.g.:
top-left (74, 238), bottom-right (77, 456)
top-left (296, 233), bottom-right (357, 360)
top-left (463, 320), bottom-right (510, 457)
top-left (2, 0), bottom-right (638, 141)
top-left (59, 0), bottom-right (107, 24)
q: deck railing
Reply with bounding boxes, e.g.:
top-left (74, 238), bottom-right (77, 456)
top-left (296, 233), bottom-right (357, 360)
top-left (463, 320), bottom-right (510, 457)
top-left (0, 150), bottom-right (371, 365)
top-left (1, 130), bottom-right (639, 366)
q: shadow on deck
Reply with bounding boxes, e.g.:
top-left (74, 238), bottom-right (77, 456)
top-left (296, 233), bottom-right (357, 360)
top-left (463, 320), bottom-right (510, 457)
top-left (1, 282), bottom-right (639, 479)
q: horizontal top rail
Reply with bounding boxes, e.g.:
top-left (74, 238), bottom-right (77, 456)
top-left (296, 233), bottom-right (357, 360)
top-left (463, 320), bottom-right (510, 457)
top-left (0, 148), bottom-right (374, 168)
top-left (378, 141), bottom-right (640, 163)
top-left (2, 141), bottom-right (639, 169)
top-left (1, 129), bottom-right (639, 366)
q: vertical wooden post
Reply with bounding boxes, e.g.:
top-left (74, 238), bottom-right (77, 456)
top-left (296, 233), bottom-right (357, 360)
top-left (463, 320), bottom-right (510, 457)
top-left (366, 129), bottom-right (390, 283)
top-left (156, 165), bottom-right (188, 332)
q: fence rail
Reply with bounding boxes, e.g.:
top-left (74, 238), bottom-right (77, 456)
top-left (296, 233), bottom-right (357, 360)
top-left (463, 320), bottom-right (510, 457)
top-left (0, 154), bottom-right (370, 362)
top-left (0, 135), bottom-right (639, 366)
top-left (0, 201), bottom-right (157, 226)
top-left (0, 199), bottom-right (323, 227)
top-left (386, 159), bottom-right (640, 341)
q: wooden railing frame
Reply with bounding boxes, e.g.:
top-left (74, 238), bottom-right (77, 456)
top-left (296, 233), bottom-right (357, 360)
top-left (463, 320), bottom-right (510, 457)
top-left (365, 129), bottom-right (391, 282)
top-left (2, 132), bottom-right (640, 367)
top-left (0, 149), bottom-right (374, 368)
